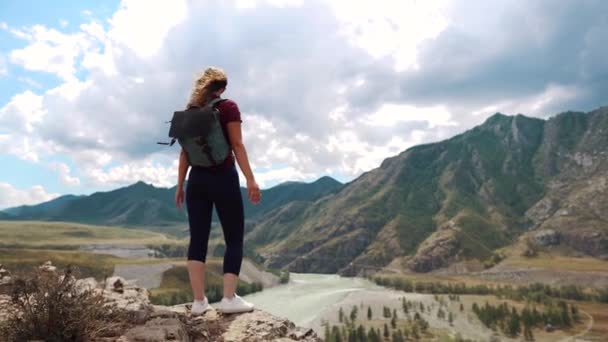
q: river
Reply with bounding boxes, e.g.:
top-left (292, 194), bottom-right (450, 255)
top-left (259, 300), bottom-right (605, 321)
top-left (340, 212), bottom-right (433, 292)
top-left (242, 273), bottom-right (383, 329)
top-left (242, 273), bottom-right (497, 341)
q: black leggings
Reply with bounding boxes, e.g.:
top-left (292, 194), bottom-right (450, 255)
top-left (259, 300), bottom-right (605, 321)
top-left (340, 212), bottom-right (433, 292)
top-left (186, 164), bottom-right (244, 275)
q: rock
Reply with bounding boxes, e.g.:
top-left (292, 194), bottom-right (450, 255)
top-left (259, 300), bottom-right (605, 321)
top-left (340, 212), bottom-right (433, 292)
top-left (39, 261), bottom-right (57, 273)
top-left (75, 277), bottom-right (98, 293)
top-left (408, 229), bottom-right (459, 272)
top-left (533, 229), bottom-right (560, 246)
top-left (0, 295), bottom-right (11, 322)
top-left (222, 310), bottom-right (321, 342)
top-left (561, 230), bottom-right (608, 257)
top-left (125, 318), bottom-right (188, 342)
top-left (0, 265), bottom-right (11, 286)
top-left (102, 281), bottom-right (152, 312)
top-left (525, 198), bottom-right (556, 225)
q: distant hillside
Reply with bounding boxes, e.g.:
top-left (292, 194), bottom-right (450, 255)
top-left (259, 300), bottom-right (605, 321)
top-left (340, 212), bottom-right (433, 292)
top-left (3, 195), bottom-right (84, 218)
top-left (249, 107), bottom-right (608, 275)
top-left (0, 211), bottom-right (13, 220)
top-left (1, 177), bottom-right (343, 231)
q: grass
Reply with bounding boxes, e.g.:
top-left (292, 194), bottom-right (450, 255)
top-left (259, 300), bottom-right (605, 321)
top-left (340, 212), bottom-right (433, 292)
top-left (0, 220), bottom-right (181, 248)
top-left (149, 259), bottom-right (263, 305)
top-left (0, 248), bottom-right (121, 280)
top-left (503, 253), bottom-right (608, 273)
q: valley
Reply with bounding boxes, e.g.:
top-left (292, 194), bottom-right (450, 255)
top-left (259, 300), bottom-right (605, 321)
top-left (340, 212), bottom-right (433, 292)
top-left (2, 108), bottom-right (608, 340)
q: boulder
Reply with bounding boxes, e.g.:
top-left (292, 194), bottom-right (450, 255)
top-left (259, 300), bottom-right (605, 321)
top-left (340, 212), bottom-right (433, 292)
top-left (39, 261), bottom-right (57, 273)
top-left (533, 229), bottom-right (560, 246)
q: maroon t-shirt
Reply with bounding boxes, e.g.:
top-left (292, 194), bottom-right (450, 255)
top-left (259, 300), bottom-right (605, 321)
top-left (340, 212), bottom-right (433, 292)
top-left (214, 98), bottom-right (242, 168)
top-left (186, 97), bottom-right (242, 170)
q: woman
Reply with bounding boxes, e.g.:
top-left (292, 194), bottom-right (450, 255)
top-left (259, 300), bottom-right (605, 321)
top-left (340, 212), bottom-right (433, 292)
top-left (175, 67), bottom-right (261, 315)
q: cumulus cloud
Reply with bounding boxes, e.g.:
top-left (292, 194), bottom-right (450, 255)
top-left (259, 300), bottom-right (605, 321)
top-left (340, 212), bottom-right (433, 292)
top-left (0, 183), bottom-right (59, 209)
top-left (48, 162), bottom-right (81, 186)
top-left (1, 0), bottom-right (607, 192)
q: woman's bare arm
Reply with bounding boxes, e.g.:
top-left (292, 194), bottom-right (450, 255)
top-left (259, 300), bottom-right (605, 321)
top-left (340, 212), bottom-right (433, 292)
top-left (178, 148), bottom-right (190, 188)
top-left (227, 122), bottom-right (260, 203)
top-left (175, 148), bottom-right (189, 209)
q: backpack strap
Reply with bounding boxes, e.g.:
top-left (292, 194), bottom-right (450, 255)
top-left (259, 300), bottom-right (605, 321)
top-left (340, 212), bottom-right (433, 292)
top-left (207, 97), bottom-right (226, 109)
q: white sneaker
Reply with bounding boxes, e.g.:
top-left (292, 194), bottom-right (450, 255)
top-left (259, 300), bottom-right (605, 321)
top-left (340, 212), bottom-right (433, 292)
top-left (219, 294), bottom-right (254, 314)
top-left (191, 297), bottom-right (213, 315)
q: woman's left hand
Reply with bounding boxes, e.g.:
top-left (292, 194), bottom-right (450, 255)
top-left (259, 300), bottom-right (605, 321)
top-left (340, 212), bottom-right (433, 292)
top-left (175, 187), bottom-right (185, 209)
top-left (247, 179), bottom-right (261, 205)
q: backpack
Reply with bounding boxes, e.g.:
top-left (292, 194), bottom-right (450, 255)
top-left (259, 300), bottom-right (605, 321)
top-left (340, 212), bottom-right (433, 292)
top-left (158, 98), bottom-right (231, 167)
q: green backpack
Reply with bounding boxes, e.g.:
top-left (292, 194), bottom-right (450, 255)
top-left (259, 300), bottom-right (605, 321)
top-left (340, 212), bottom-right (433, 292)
top-left (160, 98), bottom-right (231, 167)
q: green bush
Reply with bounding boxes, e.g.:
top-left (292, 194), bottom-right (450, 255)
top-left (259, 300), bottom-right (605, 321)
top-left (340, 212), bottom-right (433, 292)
top-left (0, 267), bottom-right (130, 341)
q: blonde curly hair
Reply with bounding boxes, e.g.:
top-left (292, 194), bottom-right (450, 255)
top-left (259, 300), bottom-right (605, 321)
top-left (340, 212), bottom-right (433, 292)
top-left (187, 67), bottom-right (228, 108)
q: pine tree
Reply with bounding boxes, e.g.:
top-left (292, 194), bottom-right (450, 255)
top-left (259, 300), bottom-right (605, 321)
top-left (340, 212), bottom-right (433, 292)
top-left (324, 324), bottom-right (332, 342)
top-left (351, 305), bottom-right (359, 322)
top-left (506, 308), bottom-right (521, 337)
top-left (367, 306), bottom-right (373, 320)
top-left (367, 327), bottom-right (378, 342)
top-left (524, 324), bottom-right (534, 341)
top-left (383, 323), bottom-right (390, 338)
top-left (411, 325), bottom-right (419, 340)
top-left (448, 311), bottom-right (454, 326)
top-left (437, 308), bottom-right (446, 320)
top-left (357, 325), bottom-right (366, 342)
top-left (396, 329), bottom-right (405, 342)
top-left (571, 304), bottom-right (580, 323)
top-left (459, 303), bottom-right (464, 312)
top-left (332, 326), bottom-right (342, 342)
top-left (559, 301), bottom-right (572, 327)
top-left (391, 315), bottom-right (397, 329)
top-left (339, 307), bottom-right (344, 323)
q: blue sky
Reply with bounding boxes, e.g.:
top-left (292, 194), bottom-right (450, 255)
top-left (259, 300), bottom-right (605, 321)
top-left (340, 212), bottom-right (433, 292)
top-left (0, 0), bottom-right (607, 209)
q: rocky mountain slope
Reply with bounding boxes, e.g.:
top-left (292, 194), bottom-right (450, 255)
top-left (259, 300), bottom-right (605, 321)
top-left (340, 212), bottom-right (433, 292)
top-left (250, 107), bottom-right (608, 274)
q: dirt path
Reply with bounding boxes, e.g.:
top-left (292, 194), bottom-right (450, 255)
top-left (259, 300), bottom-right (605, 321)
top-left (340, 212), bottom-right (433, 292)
top-left (557, 310), bottom-right (594, 342)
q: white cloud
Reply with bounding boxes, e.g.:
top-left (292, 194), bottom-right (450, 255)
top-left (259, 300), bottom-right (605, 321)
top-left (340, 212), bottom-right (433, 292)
top-left (107, 0), bottom-right (187, 57)
top-left (48, 162), bottom-right (81, 186)
top-left (253, 166), bottom-right (319, 188)
top-left (85, 156), bottom-right (178, 188)
top-left (0, 90), bottom-right (46, 133)
top-left (0, 183), bottom-right (59, 209)
top-left (2, 0), bottom-right (606, 192)
top-left (328, 0), bottom-right (449, 71)
top-left (8, 25), bottom-right (93, 81)
top-left (362, 104), bottom-right (456, 128)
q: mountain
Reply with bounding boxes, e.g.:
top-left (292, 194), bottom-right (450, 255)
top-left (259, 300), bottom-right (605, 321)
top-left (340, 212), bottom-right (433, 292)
top-left (1, 177), bottom-right (343, 231)
top-left (0, 211), bottom-right (13, 220)
top-left (249, 107), bottom-right (608, 274)
top-left (242, 176), bottom-right (342, 219)
top-left (3, 195), bottom-right (84, 218)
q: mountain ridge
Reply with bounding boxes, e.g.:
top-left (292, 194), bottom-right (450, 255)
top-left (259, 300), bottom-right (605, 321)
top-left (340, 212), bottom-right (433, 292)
top-left (248, 107), bottom-right (608, 275)
top-left (1, 176), bottom-right (344, 234)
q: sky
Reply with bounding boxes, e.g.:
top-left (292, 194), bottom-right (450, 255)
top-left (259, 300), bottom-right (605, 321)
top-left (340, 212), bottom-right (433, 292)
top-left (0, 0), bottom-right (607, 209)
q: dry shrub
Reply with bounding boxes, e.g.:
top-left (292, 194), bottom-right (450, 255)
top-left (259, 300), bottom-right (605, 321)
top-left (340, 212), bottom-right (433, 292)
top-left (0, 267), bottom-right (130, 342)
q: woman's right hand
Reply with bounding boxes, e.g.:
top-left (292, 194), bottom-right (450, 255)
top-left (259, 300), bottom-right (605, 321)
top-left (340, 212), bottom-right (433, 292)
top-left (175, 186), bottom-right (185, 209)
